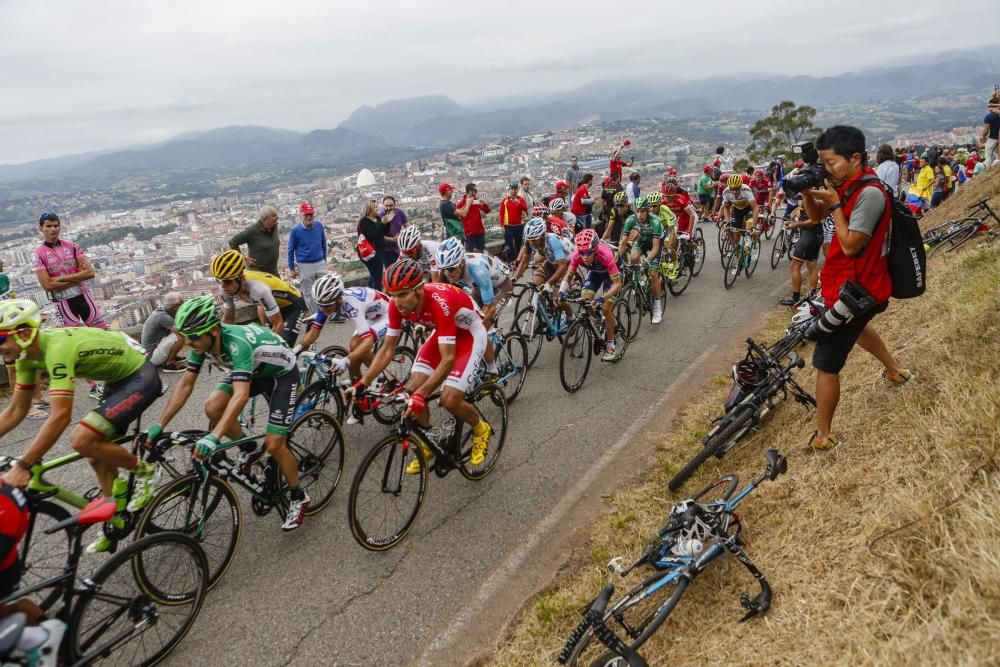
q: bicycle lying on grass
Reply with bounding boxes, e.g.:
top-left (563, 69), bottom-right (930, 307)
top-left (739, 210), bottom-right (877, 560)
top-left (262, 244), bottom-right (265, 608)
top-left (559, 449), bottom-right (788, 666)
top-left (922, 197), bottom-right (1000, 257)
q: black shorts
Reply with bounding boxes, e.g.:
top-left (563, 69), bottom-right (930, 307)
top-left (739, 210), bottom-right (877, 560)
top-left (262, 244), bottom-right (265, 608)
top-left (279, 299), bottom-right (306, 348)
top-left (812, 301), bottom-right (889, 374)
top-left (733, 206), bottom-right (753, 225)
top-left (82, 361), bottom-right (162, 438)
top-left (216, 371), bottom-right (298, 436)
top-left (792, 226), bottom-right (822, 262)
top-left (0, 557), bottom-right (23, 598)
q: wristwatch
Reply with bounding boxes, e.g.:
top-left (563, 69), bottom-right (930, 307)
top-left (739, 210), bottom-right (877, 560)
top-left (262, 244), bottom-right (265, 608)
top-left (826, 203), bottom-right (843, 215)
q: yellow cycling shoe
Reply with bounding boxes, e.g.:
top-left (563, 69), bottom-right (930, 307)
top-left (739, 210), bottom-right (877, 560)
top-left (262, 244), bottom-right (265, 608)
top-left (405, 441), bottom-right (435, 475)
top-left (470, 420), bottom-right (493, 466)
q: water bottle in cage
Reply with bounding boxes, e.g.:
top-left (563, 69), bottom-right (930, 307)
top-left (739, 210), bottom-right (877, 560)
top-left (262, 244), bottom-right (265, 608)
top-left (671, 539), bottom-right (704, 557)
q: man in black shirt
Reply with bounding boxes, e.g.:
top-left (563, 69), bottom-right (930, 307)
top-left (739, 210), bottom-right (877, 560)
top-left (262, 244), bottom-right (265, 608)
top-left (438, 183), bottom-right (464, 241)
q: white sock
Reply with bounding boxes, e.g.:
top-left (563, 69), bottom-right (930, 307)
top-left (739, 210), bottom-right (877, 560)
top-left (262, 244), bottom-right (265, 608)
top-left (17, 626), bottom-right (48, 651)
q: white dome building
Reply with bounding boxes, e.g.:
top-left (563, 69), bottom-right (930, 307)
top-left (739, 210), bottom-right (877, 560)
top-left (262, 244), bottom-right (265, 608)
top-left (355, 168), bottom-right (376, 188)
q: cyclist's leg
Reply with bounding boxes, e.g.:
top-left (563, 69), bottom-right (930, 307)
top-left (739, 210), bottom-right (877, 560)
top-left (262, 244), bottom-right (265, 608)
top-left (205, 376), bottom-right (246, 440)
top-left (408, 337), bottom-right (439, 427)
top-left (261, 372), bottom-right (300, 488)
top-left (437, 326), bottom-right (487, 429)
top-left (347, 332), bottom-right (376, 379)
top-left (279, 300), bottom-right (305, 347)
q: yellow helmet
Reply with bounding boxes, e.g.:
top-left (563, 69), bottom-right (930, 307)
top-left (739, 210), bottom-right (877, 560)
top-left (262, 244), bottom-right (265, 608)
top-left (727, 174), bottom-right (744, 189)
top-left (210, 250), bottom-right (246, 280)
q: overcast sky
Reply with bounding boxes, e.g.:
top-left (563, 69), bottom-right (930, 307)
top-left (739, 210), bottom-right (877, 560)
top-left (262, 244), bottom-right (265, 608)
top-left (1, 0), bottom-right (996, 165)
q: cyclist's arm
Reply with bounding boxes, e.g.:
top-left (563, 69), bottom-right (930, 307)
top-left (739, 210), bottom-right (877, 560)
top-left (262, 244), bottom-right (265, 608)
top-left (358, 334), bottom-right (399, 387)
top-left (513, 245), bottom-right (530, 281)
top-left (16, 395), bottom-right (72, 467)
top-left (618, 228), bottom-right (636, 258)
top-left (646, 237), bottom-right (660, 263)
top-left (156, 370), bottom-right (198, 429)
top-left (549, 257), bottom-right (569, 286)
top-left (414, 341), bottom-right (456, 397)
top-left (684, 205), bottom-right (698, 224)
top-left (0, 386), bottom-right (33, 439)
top-left (298, 322), bottom-right (321, 349)
top-left (211, 380), bottom-right (250, 441)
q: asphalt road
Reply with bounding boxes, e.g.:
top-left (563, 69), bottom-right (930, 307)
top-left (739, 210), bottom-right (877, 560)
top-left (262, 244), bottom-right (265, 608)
top-left (3, 224), bottom-right (795, 666)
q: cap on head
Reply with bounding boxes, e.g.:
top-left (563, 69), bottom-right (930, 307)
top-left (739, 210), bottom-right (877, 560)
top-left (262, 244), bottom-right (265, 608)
top-left (300, 202), bottom-right (315, 215)
top-left (438, 182), bottom-right (455, 196)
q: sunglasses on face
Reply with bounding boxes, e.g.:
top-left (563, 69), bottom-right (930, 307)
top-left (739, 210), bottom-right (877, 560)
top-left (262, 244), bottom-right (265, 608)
top-left (217, 278), bottom-right (239, 286)
top-left (579, 248), bottom-right (596, 257)
top-left (183, 333), bottom-right (204, 342)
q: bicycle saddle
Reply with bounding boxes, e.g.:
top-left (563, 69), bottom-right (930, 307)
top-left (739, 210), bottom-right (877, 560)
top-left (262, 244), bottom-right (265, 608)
top-left (764, 449), bottom-right (788, 480)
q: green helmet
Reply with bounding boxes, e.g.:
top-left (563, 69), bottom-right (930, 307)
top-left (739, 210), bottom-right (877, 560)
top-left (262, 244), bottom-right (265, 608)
top-left (613, 191), bottom-right (629, 205)
top-left (647, 192), bottom-right (662, 206)
top-left (174, 294), bottom-right (220, 336)
top-left (635, 196), bottom-right (650, 210)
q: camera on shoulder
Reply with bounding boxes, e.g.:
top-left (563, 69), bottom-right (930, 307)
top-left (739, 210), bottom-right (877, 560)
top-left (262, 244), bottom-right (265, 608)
top-left (782, 141), bottom-right (828, 197)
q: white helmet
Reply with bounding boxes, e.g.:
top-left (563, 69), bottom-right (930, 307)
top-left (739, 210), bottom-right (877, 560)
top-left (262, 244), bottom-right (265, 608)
top-left (791, 301), bottom-right (815, 326)
top-left (435, 237), bottom-right (465, 270)
top-left (548, 197), bottom-right (567, 212)
top-left (312, 273), bottom-right (345, 306)
top-left (524, 217), bottom-right (546, 240)
top-left (397, 226), bottom-right (422, 253)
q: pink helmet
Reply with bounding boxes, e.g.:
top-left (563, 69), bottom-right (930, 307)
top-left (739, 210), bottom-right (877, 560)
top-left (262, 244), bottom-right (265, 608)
top-left (575, 228), bottom-right (598, 253)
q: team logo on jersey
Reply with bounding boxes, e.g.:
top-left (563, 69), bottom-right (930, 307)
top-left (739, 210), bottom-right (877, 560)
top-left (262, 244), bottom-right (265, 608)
top-left (342, 302), bottom-right (359, 319)
top-left (229, 342), bottom-right (240, 356)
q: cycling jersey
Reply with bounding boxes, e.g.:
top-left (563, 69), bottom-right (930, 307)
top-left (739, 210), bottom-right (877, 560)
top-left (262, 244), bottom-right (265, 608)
top-left (546, 214), bottom-right (570, 238)
top-left (409, 240), bottom-right (441, 276)
top-left (622, 213), bottom-right (664, 249)
top-left (567, 241), bottom-right (620, 277)
top-left (33, 240), bottom-right (108, 328)
top-left (532, 233), bottom-right (570, 264)
top-left (311, 286), bottom-right (391, 341)
top-left (446, 253), bottom-right (510, 306)
top-left (656, 205), bottom-right (678, 230)
top-left (606, 207), bottom-right (631, 244)
top-left (750, 178), bottom-right (771, 205)
top-left (13, 328), bottom-right (147, 397)
top-left (186, 323), bottom-right (296, 383)
top-left (723, 185), bottom-right (755, 210)
top-left (663, 191), bottom-right (694, 234)
top-left (220, 270), bottom-right (304, 316)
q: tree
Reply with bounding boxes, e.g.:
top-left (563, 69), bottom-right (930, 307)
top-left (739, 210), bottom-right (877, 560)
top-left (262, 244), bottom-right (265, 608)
top-left (746, 101), bottom-right (822, 164)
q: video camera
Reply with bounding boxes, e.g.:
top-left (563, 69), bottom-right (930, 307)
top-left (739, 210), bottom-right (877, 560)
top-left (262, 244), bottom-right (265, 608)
top-left (782, 141), bottom-right (827, 197)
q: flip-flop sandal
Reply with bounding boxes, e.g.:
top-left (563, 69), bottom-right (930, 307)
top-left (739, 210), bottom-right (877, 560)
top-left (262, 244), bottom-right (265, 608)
top-left (27, 406), bottom-right (48, 420)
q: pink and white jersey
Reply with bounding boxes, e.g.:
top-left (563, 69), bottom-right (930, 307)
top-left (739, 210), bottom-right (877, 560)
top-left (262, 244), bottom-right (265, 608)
top-left (33, 240), bottom-right (88, 300)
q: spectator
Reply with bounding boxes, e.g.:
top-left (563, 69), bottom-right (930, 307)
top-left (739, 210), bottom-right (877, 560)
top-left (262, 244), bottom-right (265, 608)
top-left (565, 156), bottom-right (582, 193)
top-left (715, 145), bottom-right (734, 172)
top-left (571, 173), bottom-right (595, 229)
top-left (379, 195), bottom-right (407, 265)
top-left (518, 176), bottom-right (535, 210)
top-left (930, 160), bottom-right (947, 209)
top-left (965, 150), bottom-right (979, 178)
top-left (609, 142), bottom-right (633, 180)
top-left (625, 172), bottom-right (641, 206)
top-left (141, 292), bottom-right (186, 371)
top-left (455, 183), bottom-right (491, 252)
top-left (875, 144), bottom-right (900, 196)
top-left (905, 154), bottom-right (934, 212)
top-left (0, 260), bottom-right (10, 300)
top-left (543, 181), bottom-right (571, 208)
top-left (800, 125), bottom-right (912, 452)
top-left (973, 158), bottom-right (987, 176)
top-left (287, 202), bottom-right (328, 312)
top-left (697, 166), bottom-right (715, 218)
top-left (438, 183), bottom-right (464, 241)
top-left (229, 205), bottom-right (280, 276)
top-left (499, 182), bottom-right (528, 262)
top-left (598, 173), bottom-right (623, 237)
top-left (357, 199), bottom-right (386, 289)
top-left (982, 95), bottom-right (1000, 167)
top-left (939, 156), bottom-right (954, 201)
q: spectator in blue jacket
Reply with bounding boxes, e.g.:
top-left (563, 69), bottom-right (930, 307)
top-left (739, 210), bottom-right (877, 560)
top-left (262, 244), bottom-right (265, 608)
top-left (288, 202), bottom-right (328, 312)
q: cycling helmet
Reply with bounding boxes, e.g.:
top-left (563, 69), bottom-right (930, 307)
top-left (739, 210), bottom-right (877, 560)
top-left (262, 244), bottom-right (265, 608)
top-left (210, 249), bottom-right (246, 280)
top-left (791, 301), bottom-right (816, 326)
top-left (664, 176), bottom-right (679, 186)
top-left (434, 237), bottom-right (465, 270)
top-left (397, 225), bottom-right (422, 253)
top-left (753, 168), bottom-right (765, 178)
top-left (531, 205), bottom-right (547, 218)
top-left (575, 228), bottom-right (598, 253)
top-left (524, 217), bottom-right (547, 240)
top-left (666, 166), bottom-right (677, 176)
top-left (383, 258), bottom-right (425, 292)
top-left (663, 183), bottom-right (678, 195)
top-left (0, 299), bottom-right (41, 331)
top-left (634, 196), bottom-right (650, 210)
top-left (312, 273), bottom-right (345, 306)
top-left (647, 192), bottom-right (662, 206)
top-left (175, 294), bottom-right (221, 336)
top-left (548, 197), bottom-right (567, 212)
top-left (727, 174), bottom-right (744, 189)
top-left (613, 191), bottom-right (629, 205)
top-left (734, 359), bottom-right (766, 389)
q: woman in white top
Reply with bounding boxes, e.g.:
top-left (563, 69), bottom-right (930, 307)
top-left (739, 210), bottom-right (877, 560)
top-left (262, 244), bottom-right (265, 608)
top-left (875, 144), bottom-right (901, 197)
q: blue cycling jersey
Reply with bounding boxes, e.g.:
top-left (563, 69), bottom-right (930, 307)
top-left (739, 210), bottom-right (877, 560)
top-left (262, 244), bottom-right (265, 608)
top-left (451, 253), bottom-right (509, 305)
top-left (539, 233), bottom-right (567, 263)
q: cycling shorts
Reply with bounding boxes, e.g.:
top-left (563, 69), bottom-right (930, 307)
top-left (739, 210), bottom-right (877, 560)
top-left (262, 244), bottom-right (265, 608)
top-left (81, 361), bottom-right (163, 438)
top-left (792, 226), bottom-right (822, 262)
top-left (413, 320), bottom-right (487, 394)
top-left (733, 206), bottom-right (754, 226)
top-left (533, 260), bottom-right (559, 283)
top-left (581, 270), bottom-right (618, 297)
top-left (0, 557), bottom-right (23, 598)
top-left (55, 292), bottom-right (109, 329)
top-left (279, 300), bottom-right (305, 348)
top-left (215, 371), bottom-right (298, 437)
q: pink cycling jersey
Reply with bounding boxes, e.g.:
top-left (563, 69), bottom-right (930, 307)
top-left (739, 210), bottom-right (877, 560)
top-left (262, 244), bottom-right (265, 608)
top-left (567, 242), bottom-right (620, 276)
top-left (32, 241), bottom-right (108, 328)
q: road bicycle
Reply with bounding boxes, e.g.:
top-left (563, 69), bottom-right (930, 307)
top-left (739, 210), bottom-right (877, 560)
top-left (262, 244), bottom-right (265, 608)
top-left (723, 228), bottom-right (761, 289)
top-left (756, 203), bottom-right (776, 240)
top-left (559, 297), bottom-right (631, 394)
top-left (0, 495), bottom-right (208, 666)
top-left (485, 325), bottom-right (529, 403)
top-left (677, 228), bottom-right (706, 278)
top-left (923, 197), bottom-right (1000, 257)
top-left (769, 218), bottom-right (799, 270)
top-left (347, 382), bottom-right (508, 551)
top-left (669, 339), bottom-right (813, 491)
top-left (513, 286), bottom-right (572, 369)
top-left (618, 263), bottom-right (655, 342)
top-left (651, 246), bottom-right (692, 298)
top-left (133, 408), bottom-right (344, 588)
top-left (560, 449), bottom-right (787, 666)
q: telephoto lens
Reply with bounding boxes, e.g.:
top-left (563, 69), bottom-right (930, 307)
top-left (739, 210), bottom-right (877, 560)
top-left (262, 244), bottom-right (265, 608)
top-left (803, 299), bottom-right (855, 341)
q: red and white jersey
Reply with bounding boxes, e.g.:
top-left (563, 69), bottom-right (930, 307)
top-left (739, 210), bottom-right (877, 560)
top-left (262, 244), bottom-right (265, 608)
top-left (387, 283), bottom-right (482, 345)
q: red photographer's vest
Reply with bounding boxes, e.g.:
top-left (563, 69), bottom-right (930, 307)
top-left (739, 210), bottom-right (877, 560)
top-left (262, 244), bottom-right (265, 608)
top-left (819, 169), bottom-right (893, 307)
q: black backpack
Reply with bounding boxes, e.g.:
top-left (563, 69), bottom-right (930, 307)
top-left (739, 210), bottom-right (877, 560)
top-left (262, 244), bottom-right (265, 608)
top-left (855, 175), bottom-right (927, 299)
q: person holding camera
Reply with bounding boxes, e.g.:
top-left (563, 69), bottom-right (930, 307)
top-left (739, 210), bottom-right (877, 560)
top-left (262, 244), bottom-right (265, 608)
top-left (798, 126), bottom-right (914, 451)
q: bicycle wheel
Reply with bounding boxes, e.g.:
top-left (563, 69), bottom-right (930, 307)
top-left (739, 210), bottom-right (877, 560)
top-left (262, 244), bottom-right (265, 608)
top-left (745, 237), bottom-right (761, 277)
top-left (690, 228), bottom-right (706, 277)
top-left (18, 500), bottom-right (71, 611)
top-left (347, 433), bottom-right (427, 551)
top-left (302, 344), bottom-right (348, 388)
top-left (69, 532), bottom-right (208, 667)
top-left (612, 297), bottom-right (631, 356)
top-left (770, 230), bottom-right (786, 269)
top-left (668, 404), bottom-right (756, 491)
top-left (764, 214), bottom-right (776, 239)
top-left (498, 331), bottom-right (529, 403)
top-left (719, 228), bottom-right (735, 267)
top-left (459, 382), bottom-right (509, 480)
top-left (560, 320), bottom-right (593, 393)
top-left (513, 305), bottom-right (545, 369)
top-left (287, 409), bottom-right (344, 515)
top-left (667, 262), bottom-right (691, 296)
top-left (134, 473), bottom-right (241, 590)
top-left (619, 284), bottom-right (641, 342)
top-left (372, 345), bottom-right (416, 425)
top-left (945, 223), bottom-right (983, 252)
top-left (296, 379), bottom-right (344, 423)
top-left (723, 244), bottom-right (742, 289)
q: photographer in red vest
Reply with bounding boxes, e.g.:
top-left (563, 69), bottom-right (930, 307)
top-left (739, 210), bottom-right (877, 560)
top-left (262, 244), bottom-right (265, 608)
top-left (800, 125), bottom-right (914, 451)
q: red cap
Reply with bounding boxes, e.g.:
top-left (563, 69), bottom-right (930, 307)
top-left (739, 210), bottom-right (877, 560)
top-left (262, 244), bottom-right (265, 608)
top-left (666, 166), bottom-right (677, 175)
top-left (623, 140), bottom-right (631, 146)
top-left (555, 181), bottom-right (568, 190)
top-left (601, 176), bottom-right (611, 186)
top-left (795, 161), bottom-right (805, 168)
top-left (438, 182), bottom-right (455, 196)
top-left (713, 159), bottom-right (721, 166)
top-left (299, 202), bottom-right (314, 215)
top-left (703, 165), bottom-right (713, 173)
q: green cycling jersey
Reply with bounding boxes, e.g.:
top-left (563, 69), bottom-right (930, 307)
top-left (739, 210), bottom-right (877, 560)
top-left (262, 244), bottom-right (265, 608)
top-left (186, 323), bottom-right (295, 383)
top-left (13, 328), bottom-right (146, 397)
top-left (657, 206), bottom-right (677, 230)
top-left (622, 213), bottom-right (664, 247)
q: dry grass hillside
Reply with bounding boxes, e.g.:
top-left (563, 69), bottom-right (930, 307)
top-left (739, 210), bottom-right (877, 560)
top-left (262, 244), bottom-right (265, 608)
top-left (486, 169), bottom-right (1000, 666)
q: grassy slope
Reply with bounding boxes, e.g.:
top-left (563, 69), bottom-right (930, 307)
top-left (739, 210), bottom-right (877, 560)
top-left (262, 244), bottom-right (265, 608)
top-left (487, 170), bottom-right (1000, 666)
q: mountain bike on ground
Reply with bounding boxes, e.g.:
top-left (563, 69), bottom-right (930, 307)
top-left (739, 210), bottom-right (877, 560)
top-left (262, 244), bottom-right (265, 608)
top-left (560, 449), bottom-right (788, 666)
top-left (923, 197), bottom-right (1000, 257)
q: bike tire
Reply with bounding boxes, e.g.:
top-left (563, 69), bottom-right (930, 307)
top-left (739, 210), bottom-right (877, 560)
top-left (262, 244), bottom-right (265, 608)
top-left (513, 305), bottom-right (545, 370)
top-left (619, 284), bottom-right (641, 342)
top-left (498, 331), bottom-right (529, 403)
top-left (667, 262), bottom-right (691, 296)
top-left (287, 409), bottom-right (345, 515)
top-left (372, 345), bottom-right (416, 425)
top-left (611, 299), bottom-right (630, 362)
top-left (302, 344), bottom-right (348, 388)
top-left (459, 382), bottom-right (509, 480)
top-left (690, 228), bottom-right (706, 277)
top-left (560, 319), bottom-right (593, 393)
top-left (668, 404), bottom-right (756, 491)
top-left (745, 237), bottom-right (761, 277)
top-left (69, 532), bottom-right (208, 666)
top-left (764, 214), bottom-right (776, 239)
top-left (18, 500), bottom-right (71, 611)
top-left (296, 379), bottom-right (345, 424)
top-left (134, 473), bottom-right (241, 591)
top-left (723, 244), bottom-right (742, 289)
top-left (770, 230), bottom-right (786, 270)
top-left (347, 433), bottom-right (427, 551)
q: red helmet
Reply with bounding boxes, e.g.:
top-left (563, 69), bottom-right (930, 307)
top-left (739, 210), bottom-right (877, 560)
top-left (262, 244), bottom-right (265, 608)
top-left (753, 168), bottom-right (765, 179)
top-left (531, 205), bottom-right (547, 218)
top-left (383, 259), bottom-right (424, 293)
top-left (663, 183), bottom-right (678, 195)
top-left (666, 166), bottom-right (677, 176)
top-left (795, 161), bottom-right (805, 168)
top-left (575, 228), bottom-right (598, 253)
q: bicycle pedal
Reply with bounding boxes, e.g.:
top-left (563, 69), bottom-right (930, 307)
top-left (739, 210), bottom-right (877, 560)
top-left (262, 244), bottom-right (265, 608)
top-left (607, 556), bottom-right (625, 575)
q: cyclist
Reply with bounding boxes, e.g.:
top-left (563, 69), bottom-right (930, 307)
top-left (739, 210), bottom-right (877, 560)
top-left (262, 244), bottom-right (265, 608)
top-left (721, 173), bottom-right (759, 244)
top-left (350, 260), bottom-right (492, 473)
top-left (546, 197), bottom-right (575, 237)
top-left (648, 192), bottom-right (680, 282)
top-left (661, 183), bottom-right (698, 236)
top-left (147, 295), bottom-right (310, 531)
top-left (297, 273), bottom-right (391, 384)
top-left (617, 197), bottom-right (664, 324)
top-left (770, 156), bottom-right (787, 219)
top-left (210, 249), bottom-right (307, 348)
top-left (601, 191), bottom-right (632, 244)
top-left (397, 226), bottom-right (441, 282)
top-left (750, 169), bottom-right (771, 210)
top-left (0, 300), bottom-right (161, 553)
top-left (559, 229), bottom-right (623, 360)
top-left (513, 218), bottom-right (575, 324)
